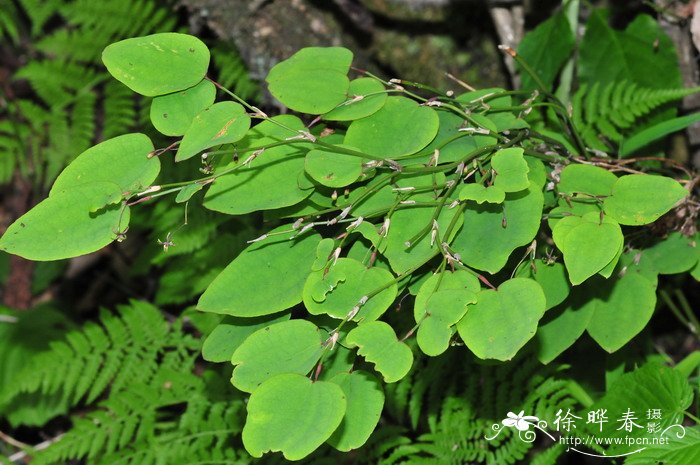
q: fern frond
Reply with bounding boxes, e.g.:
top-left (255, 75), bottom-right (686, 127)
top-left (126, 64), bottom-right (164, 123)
top-left (0, 301), bottom-right (197, 415)
top-left (210, 43), bottom-right (260, 101)
top-left (572, 81), bottom-right (700, 150)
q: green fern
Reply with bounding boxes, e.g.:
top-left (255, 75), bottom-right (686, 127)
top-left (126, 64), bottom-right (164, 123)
top-left (572, 81), bottom-right (700, 151)
top-left (0, 301), bottom-right (199, 418)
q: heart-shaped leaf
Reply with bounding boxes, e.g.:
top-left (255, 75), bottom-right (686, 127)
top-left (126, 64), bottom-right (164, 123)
top-left (516, 261), bottom-right (570, 310)
top-left (603, 174), bottom-right (688, 226)
top-left (242, 373), bottom-right (346, 460)
top-left (586, 272), bottom-right (658, 353)
top-left (102, 33), bottom-right (210, 96)
top-left (457, 278), bottom-right (546, 361)
top-left (266, 47), bottom-right (353, 114)
top-left (230, 320), bottom-right (324, 392)
top-left (553, 212), bottom-right (623, 285)
top-left (175, 101), bottom-right (250, 161)
top-left (327, 371), bottom-right (384, 451)
top-left (557, 164), bottom-right (617, 197)
top-left (345, 321), bottom-right (413, 383)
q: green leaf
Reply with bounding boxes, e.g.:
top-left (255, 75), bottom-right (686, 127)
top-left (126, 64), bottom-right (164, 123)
top-left (626, 426), bottom-right (700, 465)
top-left (266, 47), bottom-right (353, 114)
top-left (323, 77), bottom-right (387, 121)
top-left (586, 272), bottom-right (658, 352)
top-left (198, 226), bottom-right (321, 316)
top-left (516, 261), bottom-right (570, 310)
top-left (327, 371), bottom-right (384, 451)
top-left (417, 290), bottom-right (476, 356)
top-left (0, 182), bottom-right (129, 261)
top-left (620, 111), bottom-right (700, 156)
top-left (305, 145), bottom-right (362, 188)
top-left (384, 197), bottom-right (463, 274)
top-left (603, 174), bottom-right (688, 226)
top-left (204, 115), bottom-right (312, 215)
top-left (150, 79), bottom-right (216, 136)
top-left (491, 147), bottom-right (529, 192)
top-left (202, 312), bottom-right (291, 363)
top-left (303, 258), bottom-right (397, 322)
top-left (579, 11), bottom-right (681, 89)
top-left (642, 232), bottom-right (699, 275)
top-left (51, 133), bottom-right (158, 195)
top-left (174, 183), bottom-right (204, 203)
top-left (413, 270), bottom-right (481, 319)
top-left (452, 182), bottom-right (544, 274)
top-left (242, 373), bottom-right (346, 460)
top-left (102, 33), bottom-right (210, 97)
top-left (230, 320), bottom-right (324, 393)
top-left (345, 321), bottom-right (413, 383)
top-left (552, 212), bottom-right (623, 285)
top-left (344, 96), bottom-right (440, 158)
top-left (557, 164), bottom-right (617, 197)
top-left (517, 11), bottom-right (575, 91)
top-left (583, 364), bottom-right (692, 457)
top-left (175, 101), bottom-right (251, 161)
top-left (458, 183), bottom-right (505, 204)
top-left (414, 110), bottom-right (496, 165)
top-left (457, 278), bottom-right (545, 361)
top-left (535, 284), bottom-right (596, 364)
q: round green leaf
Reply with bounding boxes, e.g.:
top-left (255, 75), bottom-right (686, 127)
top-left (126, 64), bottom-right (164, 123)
top-left (327, 371), bottom-right (384, 451)
top-left (553, 212), bottom-right (623, 285)
top-left (323, 77), bottom-right (387, 121)
top-left (303, 258), bottom-right (397, 322)
top-left (491, 147), bottom-right (529, 193)
top-left (150, 79), bottom-right (216, 136)
top-left (417, 289), bottom-right (476, 356)
top-left (198, 225), bottom-right (321, 316)
top-left (586, 273), bottom-right (658, 353)
top-left (345, 321), bottom-right (413, 383)
top-left (266, 47), bottom-right (353, 114)
top-left (242, 373), bottom-right (346, 460)
top-left (344, 97), bottom-right (440, 158)
top-left (603, 174), bottom-right (688, 226)
top-left (204, 116), bottom-right (312, 215)
top-left (557, 164), bottom-right (618, 197)
top-left (202, 312), bottom-right (291, 363)
top-left (452, 182), bottom-right (543, 274)
top-left (102, 33), bottom-right (210, 97)
top-left (0, 182), bottom-right (129, 261)
top-left (230, 320), bottom-right (324, 393)
top-left (175, 101), bottom-right (251, 161)
top-left (457, 278), bottom-right (546, 361)
top-left (305, 145), bottom-right (362, 188)
top-left (459, 183), bottom-right (505, 204)
top-left (51, 133), bottom-right (158, 195)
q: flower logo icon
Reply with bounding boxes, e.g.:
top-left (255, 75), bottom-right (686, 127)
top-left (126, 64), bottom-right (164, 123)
top-left (502, 411), bottom-right (540, 431)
